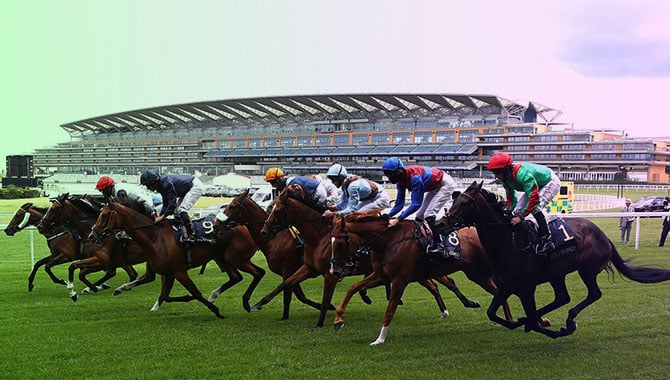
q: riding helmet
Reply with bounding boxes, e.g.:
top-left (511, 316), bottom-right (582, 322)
top-left (381, 157), bottom-right (404, 171)
top-left (326, 164), bottom-right (348, 178)
top-left (95, 176), bottom-right (115, 190)
top-left (140, 169), bottom-right (160, 185)
top-left (487, 153), bottom-right (514, 170)
top-left (264, 167), bottom-right (285, 181)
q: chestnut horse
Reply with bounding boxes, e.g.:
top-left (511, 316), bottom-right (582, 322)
top-left (256, 187), bottom-right (479, 327)
top-left (37, 194), bottom-right (144, 300)
top-left (89, 196), bottom-right (262, 318)
top-left (447, 181), bottom-right (670, 338)
top-left (217, 189), bottom-right (330, 320)
top-left (330, 211), bottom-right (511, 345)
top-left (3, 202), bottom-right (126, 292)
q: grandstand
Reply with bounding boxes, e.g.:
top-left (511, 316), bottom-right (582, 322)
top-left (31, 93), bottom-right (670, 183)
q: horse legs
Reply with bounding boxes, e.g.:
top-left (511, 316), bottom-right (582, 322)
top-left (418, 279), bottom-right (449, 317)
top-left (486, 291), bottom-right (523, 329)
top-left (29, 255), bottom-right (66, 291)
top-left (291, 284), bottom-right (323, 311)
top-left (371, 278), bottom-right (410, 345)
top-left (334, 271), bottom-right (388, 331)
top-left (559, 271), bottom-right (603, 336)
top-left (535, 278), bottom-right (571, 323)
top-left (114, 265), bottom-right (156, 295)
top-left (208, 266), bottom-right (243, 304)
top-left (170, 271), bottom-right (225, 319)
top-left (239, 263), bottom-right (266, 313)
top-left (433, 275), bottom-right (480, 308)
top-left (121, 263), bottom-right (139, 282)
top-left (66, 258), bottom-right (102, 301)
top-left (251, 264), bottom-right (317, 312)
top-left (316, 272), bottom-right (339, 327)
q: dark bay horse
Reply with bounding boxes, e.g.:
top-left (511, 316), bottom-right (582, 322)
top-left (256, 187), bottom-right (479, 327)
top-left (447, 181), bottom-right (670, 338)
top-left (4, 202), bottom-right (92, 291)
top-left (89, 196), bottom-right (262, 318)
top-left (217, 189), bottom-right (331, 320)
top-left (38, 194), bottom-right (142, 300)
top-left (330, 211), bottom-right (511, 345)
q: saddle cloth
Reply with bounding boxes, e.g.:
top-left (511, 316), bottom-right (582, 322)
top-left (171, 215), bottom-right (217, 243)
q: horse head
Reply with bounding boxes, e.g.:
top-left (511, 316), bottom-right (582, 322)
top-left (260, 188), bottom-right (291, 238)
top-left (4, 203), bottom-right (40, 236)
top-left (447, 181), bottom-right (503, 229)
top-left (330, 210), bottom-right (388, 279)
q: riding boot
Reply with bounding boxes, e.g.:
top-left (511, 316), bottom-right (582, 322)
top-left (179, 211), bottom-right (196, 242)
top-left (533, 210), bottom-right (555, 256)
top-left (426, 216), bottom-right (445, 255)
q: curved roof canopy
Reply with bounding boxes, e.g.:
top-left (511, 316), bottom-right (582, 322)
top-left (61, 93), bottom-right (559, 136)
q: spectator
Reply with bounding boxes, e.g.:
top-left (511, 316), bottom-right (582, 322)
top-left (659, 200), bottom-right (670, 247)
top-left (619, 199), bottom-right (635, 245)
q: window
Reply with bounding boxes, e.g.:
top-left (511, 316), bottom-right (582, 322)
top-left (372, 133), bottom-right (389, 145)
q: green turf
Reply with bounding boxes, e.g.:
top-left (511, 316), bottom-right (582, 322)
top-left (1, 198), bottom-right (669, 380)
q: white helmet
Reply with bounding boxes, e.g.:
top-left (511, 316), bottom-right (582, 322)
top-left (326, 163), bottom-right (348, 178)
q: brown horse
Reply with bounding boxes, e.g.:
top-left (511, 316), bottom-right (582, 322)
top-left (217, 189), bottom-right (331, 320)
top-left (88, 195), bottom-right (262, 317)
top-left (4, 202), bottom-right (108, 292)
top-left (37, 194), bottom-right (143, 300)
top-left (256, 187), bottom-right (480, 327)
top-left (330, 210), bottom-right (511, 345)
top-left (447, 181), bottom-right (670, 338)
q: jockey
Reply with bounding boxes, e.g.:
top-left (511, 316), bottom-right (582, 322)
top-left (95, 175), bottom-right (154, 216)
top-left (322, 163), bottom-right (390, 217)
top-left (264, 167), bottom-right (328, 211)
top-left (310, 174), bottom-right (341, 208)
top-left (140, 169), bottom-right (205, 242)
top-left (382, 157), bottom-right (456, 255)
top-left (486, 152), bottom-right (561, 255)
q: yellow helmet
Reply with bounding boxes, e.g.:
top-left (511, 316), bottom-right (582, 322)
top-left (264, 167), bottom-right (285, 181)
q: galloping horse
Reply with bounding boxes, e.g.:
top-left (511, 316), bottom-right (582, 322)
top-left (89, 196), bottom-right (262, 317)
top-left (217, 189), bottom-right (331, 320)
top-left (447, 181), bottom-right (670, 338)
top-left (4, 202), bottom-right (93, 291)
top-left (330, 210), bottom-right (511, 345)
top-left (256, 187), bottom-right (480, 327)
top-left (38, 194), bottom-right (142, 300)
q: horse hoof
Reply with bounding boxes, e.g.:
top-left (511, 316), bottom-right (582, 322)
top-left (334, 321), bottom-right (345, 331)
top-left (71, 295), bottom-right (78, 302)
top-left (540, 317), bottom-right (552, 327)
top-left (465, 301), bottom-right (480, 308)
top-left (113, 289), bottom-right (122, 296)
top-left (250, 304), bottom-right (262, 312)
top-left (81, 288), bottom-right (90, 295)
top-left (360, 296), bottom-right (372, 305)
top-left (100, 283), bottom-right (111, 290)
top-left (243, 303), bottom-right (251, 313)
top-left (28, 284), bottom-right (34, 292)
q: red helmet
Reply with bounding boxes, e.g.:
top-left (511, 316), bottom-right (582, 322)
top-left (95, 176), bottom-right (115, 190)
top-left (487, 153), bottom-right (514, 170)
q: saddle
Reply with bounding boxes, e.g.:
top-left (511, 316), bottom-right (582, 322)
top-left (414, 221), bottom-right (460, 260)
top-left (171, 215), bottom-right (217, 244)
top-left (519, 217), bottom-right (577, 260)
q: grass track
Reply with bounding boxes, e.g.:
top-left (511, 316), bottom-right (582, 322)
top-left (1, 198), bottom-right (670, 379)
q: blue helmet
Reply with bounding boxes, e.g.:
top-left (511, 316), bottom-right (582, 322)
top-left (140, 169), bottom-right (160, 185)
top-left (382, 157), bottom-right (404, 171)
top-left (326, 163), bottom-right (348, 178)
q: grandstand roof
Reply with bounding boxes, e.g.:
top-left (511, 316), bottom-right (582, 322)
top-left (60, 94), bottom-right (560, 136)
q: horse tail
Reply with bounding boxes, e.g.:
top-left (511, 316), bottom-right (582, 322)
top-left (609, 241), bottom-right (670, 283)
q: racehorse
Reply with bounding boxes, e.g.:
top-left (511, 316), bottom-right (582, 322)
top-left (447, 181), bottom-right (670, 338)
top-left (89, 195), bottom-right (262, 318)
top-left (37, 194), bottom-right (142, 300)
top-left (217, 189), bottom-right (332, 320)
top-left (3, 202), bottom-right (104, 292)
top-left (330, 210), bottom-right (512, 345)
top-left (256, 187), bottom-right (480, 327)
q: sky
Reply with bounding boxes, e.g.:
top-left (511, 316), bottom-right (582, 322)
top-left (2, 0), bottom-right (670, 173)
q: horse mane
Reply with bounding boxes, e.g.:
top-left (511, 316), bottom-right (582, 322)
top-left (115, 195), bottom-right (154, 218)
top-left (69, 196), bottom-right (102, 215)
top-left (239, 190), bottom-right (268, 216)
